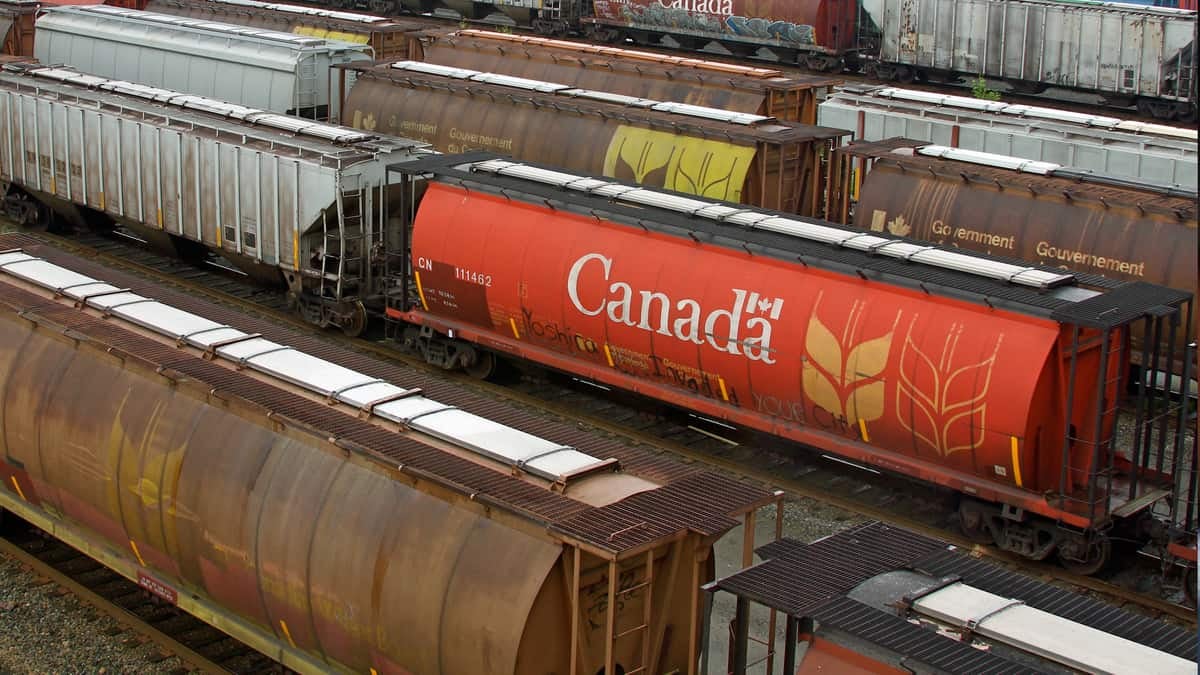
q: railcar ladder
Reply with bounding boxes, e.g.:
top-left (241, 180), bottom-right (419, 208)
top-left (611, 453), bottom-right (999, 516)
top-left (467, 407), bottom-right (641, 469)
top-left (320, 175), bottom-right (365, 301)
top-left (602, 550), bottom-right (656, 675)
top-left (297, 55), bottom-right (319, 119)
top-left (765, 89), bottom-right (804, 124)
top-left (1094, 331), bottom-right (1127, 520)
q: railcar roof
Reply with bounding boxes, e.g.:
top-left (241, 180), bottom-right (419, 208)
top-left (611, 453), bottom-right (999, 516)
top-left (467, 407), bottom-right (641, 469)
top-left (41, 5), bottom-right (355, 49)
top-left (0, 63), bottom-right (427, 166)
top-left (147, 0), bottom-right (433, 31)
top-left (400, 153), bottom-right (1192, 328)
top-left (0, 234), bottom-right (774, 555)
top-left (428, 30), bottom-right (843, 92)
top-left (710, 522), bottom-right (1196, 664)
top-left (450, 28), bottom-right (791, 80)
top-left (349, 62), bottom-right (848, 144)
top-left (830, 84), bottom-right (1198, 144)
top-left (842, 139), bottom-right (1199, 204)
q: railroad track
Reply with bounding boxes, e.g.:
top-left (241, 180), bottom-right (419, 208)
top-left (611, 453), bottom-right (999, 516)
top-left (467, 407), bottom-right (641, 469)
top-left (0, 513), bottom-right (279, 674)
top-left (20, 226), bottom-right (1197, 630)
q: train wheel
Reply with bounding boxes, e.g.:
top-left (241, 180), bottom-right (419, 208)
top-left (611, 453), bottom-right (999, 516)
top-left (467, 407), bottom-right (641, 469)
top-left (340, 301), bottom-right (368, 338)
top-left (464, 350), bottom-right (496, 380)
top-left (804, 54), bottom-right (833, 72)
top-left (1136, 98), bottom-right (1179, 121)
top-left (3, 192), bottom-right (49, 230)
top-left (1057, 533), bottom-right (1112, 576)
top-left (957, 499), bottom-right (995, 544)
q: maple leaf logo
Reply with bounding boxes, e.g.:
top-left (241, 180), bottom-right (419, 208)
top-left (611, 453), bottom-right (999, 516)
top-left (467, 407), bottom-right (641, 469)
top-left (886, 215), bottom-right (911, 237)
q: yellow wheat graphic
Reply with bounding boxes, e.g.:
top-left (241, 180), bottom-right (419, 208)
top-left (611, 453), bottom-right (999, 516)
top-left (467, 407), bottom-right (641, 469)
top-left (603, 126), bottom-right (754, 201)
top-left (801, 293), bottom-right (901, 425)
top-left (896, 319), bottom-right (1003, 456)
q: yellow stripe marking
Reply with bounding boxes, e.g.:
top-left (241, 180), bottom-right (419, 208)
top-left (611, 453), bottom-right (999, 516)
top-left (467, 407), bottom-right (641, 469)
top-left (9, 476), bottom-right (26, 501)
top-left (129, 540), bottom-right (146, 567)
top-left (603, 344), bottom-right (614, 367)
top-left (717, 376), bottom-right (729, 402)
top-left (98, 192), bottom-right (105, 210)
top-left (216, 225), bottom-right (222, 247)
top-left (1010, 436), bottom-right (1023, 487)
top-left (858, 419), bottom-right (870, 443)
top-left (156, 209), bottom-right (163, 228)
top-left (49, 179), bottom-right (56, 194)
top-left (292, 237), bottom-right (300, 270)
top-left (279, 619), bottom-right (297, 648)
top-left (413, 270), bottom-right (429, 311)
top-left (509, 317), bottom-right (521, 339)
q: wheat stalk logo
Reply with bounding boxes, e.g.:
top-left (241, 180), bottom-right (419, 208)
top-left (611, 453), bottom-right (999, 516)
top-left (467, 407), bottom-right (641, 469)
top-left (801, 293), bottom-right (900, 425)
top-left (896, 319), bottom-right (1003, 456)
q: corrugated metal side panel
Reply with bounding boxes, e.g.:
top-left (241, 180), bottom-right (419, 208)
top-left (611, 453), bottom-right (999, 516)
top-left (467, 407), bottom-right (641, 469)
top-left (868, 0), bottom-right (1195, 99)
top-left (0, 88), bottom-right (323, 269)
top-left (913, 548), bottom-right (1198, 659)
top-left (34, 10), bottom-right (369, 113)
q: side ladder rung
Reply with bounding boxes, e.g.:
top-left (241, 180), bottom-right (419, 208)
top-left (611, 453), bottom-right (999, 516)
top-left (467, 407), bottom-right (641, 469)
top-left (615, 623), bottom-right (647, 640)
top-left (615, 580), bottom-right (651, 597)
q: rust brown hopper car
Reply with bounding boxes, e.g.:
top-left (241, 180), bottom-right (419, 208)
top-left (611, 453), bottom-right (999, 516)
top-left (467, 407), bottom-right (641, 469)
top-left (0, 0), bottom-right (37, 57)
top-left (829, 140), bottom-right (1198, 366)
top-left (0, 235), bottom-right (775, 675)
top-left (411, 29), bottom-right (842, 124)
top-left (341, 60), bottom-right (847, 216)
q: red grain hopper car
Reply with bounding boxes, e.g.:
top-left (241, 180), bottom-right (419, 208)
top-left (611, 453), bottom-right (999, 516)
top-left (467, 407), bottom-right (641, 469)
top-left (386, 154), bottom-right (1196, 574)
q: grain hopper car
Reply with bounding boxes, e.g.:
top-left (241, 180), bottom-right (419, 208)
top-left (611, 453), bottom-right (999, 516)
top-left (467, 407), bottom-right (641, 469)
top-left (384, 153), bottom-right (1196, 575)
top-left (409, 28), bottom-right (841, 124)
top-left (819, 85), bottom-right (1198, 188)
top-left (0, 236), bottom-right (776, 675)
top-left (341, 60), bottom-right (847, 215)
top-left (34, 4), bottom-right (373, 119)
top-left (142, 0), bottom-right (430, 60)
top-left (0, 61), bottom-right (429, 334)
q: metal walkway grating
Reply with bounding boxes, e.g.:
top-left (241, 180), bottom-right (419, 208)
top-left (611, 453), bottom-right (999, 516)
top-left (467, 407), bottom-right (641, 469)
top-left (811, 596), bottom-right (1035, 675)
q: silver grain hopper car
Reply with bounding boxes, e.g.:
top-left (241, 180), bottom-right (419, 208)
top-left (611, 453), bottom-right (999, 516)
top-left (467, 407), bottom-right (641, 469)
top-left (864, 0), bottom-right (1198, 119)
top-left (819, 85), bottom-right (1198, 188)
top-left (33, 5), bottom-right (373, 120)
top-left (0, 62), bottom-right (431, 334)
